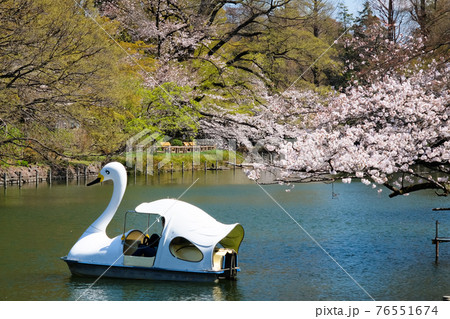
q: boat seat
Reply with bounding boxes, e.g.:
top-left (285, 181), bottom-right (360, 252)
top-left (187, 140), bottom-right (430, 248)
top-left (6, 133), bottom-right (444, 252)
top-left (169, 237), bottom-right (203, 262)
top-left (123, 230), bottom-right (145, 255)
top-left (212, 248), bottom-right (232, 271)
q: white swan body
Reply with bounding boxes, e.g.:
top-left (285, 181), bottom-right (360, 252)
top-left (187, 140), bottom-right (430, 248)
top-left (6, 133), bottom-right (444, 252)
top-left (67, 162), bottom-right (126, 265)
top-left (63, 161), bottom-right (244, 281)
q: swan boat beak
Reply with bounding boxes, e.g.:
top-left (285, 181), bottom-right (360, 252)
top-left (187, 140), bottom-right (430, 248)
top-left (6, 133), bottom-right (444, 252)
top-left (87, 173), bottom-right (104, 186)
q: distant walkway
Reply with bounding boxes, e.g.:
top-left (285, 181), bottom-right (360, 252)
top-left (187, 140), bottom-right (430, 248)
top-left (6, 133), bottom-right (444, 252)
top-left (159, 142), bottom-right (215, 153)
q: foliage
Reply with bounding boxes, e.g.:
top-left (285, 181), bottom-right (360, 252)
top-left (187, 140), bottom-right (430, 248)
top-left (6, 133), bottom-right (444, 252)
top-left (0, 0), bottom-right (448, 198)
top-left (0, 0), bottom-right (125, 161)
top-left (171, 139), bottom-right (183, 147)
top-left (97, 0), bottom-right (344, 106)
top-left (140, 82), bottom-right (200, 139)
top-left (238, 62), bottom-right (449, 197)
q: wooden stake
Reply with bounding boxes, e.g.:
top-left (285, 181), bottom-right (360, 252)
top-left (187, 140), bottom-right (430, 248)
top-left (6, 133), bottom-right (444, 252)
top-left (436, 220), bottom-right (440, 262)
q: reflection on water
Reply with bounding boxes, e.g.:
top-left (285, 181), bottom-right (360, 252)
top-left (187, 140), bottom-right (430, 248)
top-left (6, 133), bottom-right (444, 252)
top-left (67, 277), bottom-right (242, 301)
top-left (0, 169), bottom-right (449, 300)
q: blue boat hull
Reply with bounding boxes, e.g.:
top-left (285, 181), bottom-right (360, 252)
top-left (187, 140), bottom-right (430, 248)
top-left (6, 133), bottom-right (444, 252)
top-left (62, 257), bottom-right (222, 282)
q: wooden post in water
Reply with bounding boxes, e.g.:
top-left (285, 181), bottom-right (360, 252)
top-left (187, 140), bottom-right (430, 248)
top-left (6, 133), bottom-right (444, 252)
top-left (171, 162), bottom-right (173, 174)
top-left (3, 173), bottom-right (7, 188)
top-left (432, 210), bottom-right (450, 262)
top-left (182, 161), bottom-right (184, 174)
top-left (18, 172), bottom-right (22, 188)
top-left (48, 168), bottom-right (52, 184)
top-left (35, 170), bottom-right (39, 186)
top-left (435, 220), bottom-right (440, 262)
top-left (204, 161), bottom-right (207, 172)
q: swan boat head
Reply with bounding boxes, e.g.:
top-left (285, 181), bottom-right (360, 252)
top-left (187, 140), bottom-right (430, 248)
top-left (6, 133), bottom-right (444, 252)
top-left (85, 161), bottom-right (127, 234)
top-left (66, 162), bottom-right (127, 264)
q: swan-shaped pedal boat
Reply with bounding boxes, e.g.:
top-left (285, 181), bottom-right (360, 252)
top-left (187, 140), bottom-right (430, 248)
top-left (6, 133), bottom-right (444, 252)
top-left (61, 162), bottom-right (244, 282)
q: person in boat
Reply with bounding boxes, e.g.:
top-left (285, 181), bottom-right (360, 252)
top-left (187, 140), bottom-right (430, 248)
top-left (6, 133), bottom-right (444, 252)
top-left (132, 233), bottom-right (160, 257)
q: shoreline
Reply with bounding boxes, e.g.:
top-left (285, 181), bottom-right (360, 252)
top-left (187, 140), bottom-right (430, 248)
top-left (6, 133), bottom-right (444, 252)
top-left (0, 159), bottom-right (240, 187)
top-left (0, 163), bottom-right (102, 186)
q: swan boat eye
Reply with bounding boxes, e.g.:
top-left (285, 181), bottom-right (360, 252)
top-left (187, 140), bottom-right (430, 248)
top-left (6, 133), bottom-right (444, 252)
top-left (105, 169), bottom-right (110, 175)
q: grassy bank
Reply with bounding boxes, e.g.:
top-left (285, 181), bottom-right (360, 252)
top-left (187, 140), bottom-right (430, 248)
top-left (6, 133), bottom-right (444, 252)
top-left (122, 150), bottom-right (245, 173)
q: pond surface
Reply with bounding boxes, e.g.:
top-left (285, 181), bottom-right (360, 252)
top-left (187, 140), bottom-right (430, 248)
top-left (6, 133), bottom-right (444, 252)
top-left (0, 169), bottom-right (449, 301)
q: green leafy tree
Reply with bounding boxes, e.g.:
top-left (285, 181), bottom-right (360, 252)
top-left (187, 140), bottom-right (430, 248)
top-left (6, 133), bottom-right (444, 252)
top-left (337, 2), bottom-right (354, 30)
top-left (0, 0), bottom-right (127, 162)
top-left (140, 82), bottom-right (200, 139)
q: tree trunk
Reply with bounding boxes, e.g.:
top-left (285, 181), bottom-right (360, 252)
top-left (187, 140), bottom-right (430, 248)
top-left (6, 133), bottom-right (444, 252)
top-left (156, 0), bottom-right (161, 57)
top-left (387, 0), bottom-right (395, 41)
top-left (418, 0), bottom-right (428, 36)
top-left (313, 0), bottom-right (320, 37)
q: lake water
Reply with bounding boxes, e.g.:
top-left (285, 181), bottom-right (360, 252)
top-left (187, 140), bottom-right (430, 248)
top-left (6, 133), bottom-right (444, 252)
top-left (0, 169), bottom-right (449, 301)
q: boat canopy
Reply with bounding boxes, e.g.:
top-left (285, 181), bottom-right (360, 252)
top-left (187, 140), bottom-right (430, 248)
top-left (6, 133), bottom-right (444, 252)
top-left (134, 199), bottom-right (244, 272)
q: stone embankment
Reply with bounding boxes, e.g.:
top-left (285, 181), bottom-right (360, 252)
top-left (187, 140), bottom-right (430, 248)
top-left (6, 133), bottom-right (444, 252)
top-left (0, 163), bottom-right (102, 186)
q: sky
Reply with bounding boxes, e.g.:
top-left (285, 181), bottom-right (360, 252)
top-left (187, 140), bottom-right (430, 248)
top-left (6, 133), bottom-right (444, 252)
top-left (341, 0), bottom-right (364, 16)
top-left (330, 0), bottom-right (364, 22)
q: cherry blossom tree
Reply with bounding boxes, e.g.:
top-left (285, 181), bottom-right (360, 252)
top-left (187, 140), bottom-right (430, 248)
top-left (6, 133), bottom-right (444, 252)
top-left (340, 13), bottom-right (429, 86)
top-left (407, 0), bottom-right (450, 60)
top-left (278, 62), bottom-right (448, 196)
top-left (370, 0), bottom-right (408, 42)
top-left (199, 60), bottom-right (449, 197)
